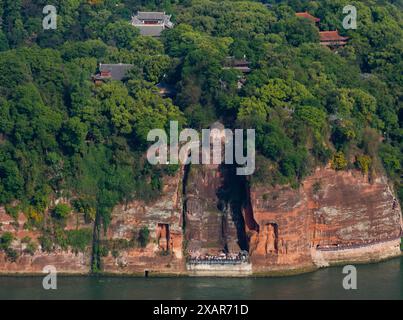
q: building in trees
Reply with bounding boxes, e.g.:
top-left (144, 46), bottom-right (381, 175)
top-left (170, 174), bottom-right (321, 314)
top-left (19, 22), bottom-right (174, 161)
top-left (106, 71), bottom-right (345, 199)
top-left (295, 12), bottom-right (320, 25)
top-left (222, 56), bottom-right (251, 89)
top-left (319, 31), bottom-right (349, 48)
top-left (92, 63), bottom-right (134, 84)
top-left (223, 56), bottom-right (251, 74)
top-left (131, 12), bottom-right (174, 37)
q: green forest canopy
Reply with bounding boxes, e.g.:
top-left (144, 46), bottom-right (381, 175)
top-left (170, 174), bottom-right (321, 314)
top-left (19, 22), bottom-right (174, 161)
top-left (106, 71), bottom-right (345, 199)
top-left (0, 0), bottom-right (401, 234)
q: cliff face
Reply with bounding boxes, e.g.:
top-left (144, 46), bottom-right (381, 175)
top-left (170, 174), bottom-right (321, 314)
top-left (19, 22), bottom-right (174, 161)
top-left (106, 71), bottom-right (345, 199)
top-left (0, 166), bottom-right (401, 275)
top-left (0, 206), bottom-right (92, 274)
top-left (247, 184), bottom-right (313, 271)
top-left (183, 164), bottom-right (242, 255)
top-left (100, 169), bottom-right (185, 275)
top-left (248, 167), bottom-right (402, 272)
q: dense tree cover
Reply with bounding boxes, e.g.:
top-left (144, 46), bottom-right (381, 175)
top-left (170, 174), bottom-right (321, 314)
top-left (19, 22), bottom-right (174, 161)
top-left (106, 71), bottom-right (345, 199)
top-left (0, 0), bottom-right (401, 267)
top-left (169, 0), bottom-right (401, 193)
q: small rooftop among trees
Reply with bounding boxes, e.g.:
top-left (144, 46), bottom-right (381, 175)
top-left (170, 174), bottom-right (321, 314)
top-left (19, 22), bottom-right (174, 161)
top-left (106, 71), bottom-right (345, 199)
top-left (295, 12), bottom-right (320, 23)
top-left (319, 31), bottom-right (350, 47)
top-left (131, 11), bottom-right (174, 37)
top-left (92, 63), bottom-right (134, 83)
top-left (223, 56), bottom-right (251, 73)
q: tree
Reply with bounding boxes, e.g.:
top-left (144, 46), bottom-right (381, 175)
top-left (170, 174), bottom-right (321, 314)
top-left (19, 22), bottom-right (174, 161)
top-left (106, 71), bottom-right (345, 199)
top-left (59, 117), bottom-right (88, 154)
top-left (294, 105), bottom-right (327, 133)
top-left (356, 155), bottom-right (372, 175)
top-left (0, 159), bottom-right (24, 204)
top-left (96, 82), bottom-right (137, 135)
top-left (331, 151), bottom-right (348, 170)
top-left (53, 203), bottom-right (71, 220)
top-left (0, 232), bottom-right (14, 249)
top-left (103, 21), bottom-right (139, 49)
top-left (379, 144), bottom-right (401, 178)
top-left (0, 31), bottom-right (9, 52)
top-left (138, 227), bottom-right (150, 248)
top-left (0, 51), bottom-right (31, 92)
top-left (274, 16), bottom-right (319, 46)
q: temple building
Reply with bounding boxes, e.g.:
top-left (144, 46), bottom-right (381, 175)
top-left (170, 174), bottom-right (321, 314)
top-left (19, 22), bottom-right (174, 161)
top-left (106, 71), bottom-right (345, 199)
top-left (222, 56), bottom-right (251, 89)
top-left (131, 11), bottom-right (174, 37)
top-left (223, 56), bottom-right (251, 74)
top-left (295, 11), bottom-right (320, 24)
top-left (319, 30), bottom-right (350, 48)
top-left (92, 63), bottom-right (134, 84)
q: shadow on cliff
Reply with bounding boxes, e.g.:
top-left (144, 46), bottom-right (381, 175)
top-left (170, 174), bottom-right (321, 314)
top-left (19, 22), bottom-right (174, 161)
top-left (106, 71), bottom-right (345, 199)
top-left (217, 165), bottom-right (258, 252)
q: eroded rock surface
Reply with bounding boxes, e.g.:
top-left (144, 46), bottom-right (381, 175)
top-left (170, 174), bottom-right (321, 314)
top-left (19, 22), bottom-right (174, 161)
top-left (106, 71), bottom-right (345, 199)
top-left (0, 166), bottom-right (401, 275)
top-left (249, 167), bottom-right (402, 272)
top-left (183, 164), bottom-right (241, 255)
top-left (0, 207), bottom-right (92, 274)
top-left (100, 170), bottom-right (185, 274)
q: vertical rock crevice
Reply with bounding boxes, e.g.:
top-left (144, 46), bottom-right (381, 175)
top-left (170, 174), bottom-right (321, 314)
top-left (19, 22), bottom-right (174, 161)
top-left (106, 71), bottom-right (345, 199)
top-left (182, 162), bottom-right (254, 255)
top-left (217, 165), bottom-right (251, 252)
top-left (91, 214), bottom-right (101, 273)
top-left (181, 163), bottom-right (191, 254)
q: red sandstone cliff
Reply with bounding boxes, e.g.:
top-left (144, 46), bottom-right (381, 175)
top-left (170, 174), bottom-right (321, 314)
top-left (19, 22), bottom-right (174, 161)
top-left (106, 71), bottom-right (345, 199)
top-left (100, 169), bottom-right (185, 275)
top-left (248, 166), bottom-right (402, 273)
top-left (0, 205), bottom-right (92, 274)
top-left (0, 166), bottom-right (401, 275)
top-left (183, 164), bottom-right (241, 256)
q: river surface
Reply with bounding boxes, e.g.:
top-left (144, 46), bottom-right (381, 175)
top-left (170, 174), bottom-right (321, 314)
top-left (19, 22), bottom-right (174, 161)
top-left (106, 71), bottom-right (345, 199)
top-left (0, 257), bottom-right (402, 300)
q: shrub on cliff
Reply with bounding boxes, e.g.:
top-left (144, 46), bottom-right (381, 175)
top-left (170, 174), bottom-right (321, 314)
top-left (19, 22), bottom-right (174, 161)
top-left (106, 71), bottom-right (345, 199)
top-left (138, 227), bottom-right (150, 248)
top-left (23, 241), bottom-right (38, 255)
top-left (52, 203), bottom-right (71, 220)
top-left (39, 235), bottom-right (54, 253)
top-left (0, 232), bottom-right (18, 261)
top-left (379, 144), bottom-right (401, 178)
top-left (5, 204), bottom-right (19, 220)
top-left (0, 232), bottom-right (13, 249)
top-left (356, 155), bottom-right (372, 175)
top-left (4, 248), bottom-right (18, 262)
top-left (72, 198), bottom-right (96, 223)
top-left (331, 151), bottom-right (348, 170)
top-left (65, 229), bottom-right (93, 253)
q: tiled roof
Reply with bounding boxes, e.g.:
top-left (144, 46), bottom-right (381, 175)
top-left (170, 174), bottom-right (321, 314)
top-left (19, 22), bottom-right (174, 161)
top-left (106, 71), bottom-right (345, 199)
top-left (137, 25), bottom-right (165, 37)
top-left (223, 57), bottom-right (251, 73)
top-left (131, 11), bottom-right (173, 36)
top-left (295, 12), bottom-right (320, 22)
top-left (137, 11), bottom-right (167, 21)
top-left (319, 31), bottom-right (349, 41)
top-left (99, 63), bottom-right (134, 80)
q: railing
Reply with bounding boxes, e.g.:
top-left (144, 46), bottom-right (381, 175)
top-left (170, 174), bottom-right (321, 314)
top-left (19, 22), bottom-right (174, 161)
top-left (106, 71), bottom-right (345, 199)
top-left (187, 258), bottom-right (249, 265)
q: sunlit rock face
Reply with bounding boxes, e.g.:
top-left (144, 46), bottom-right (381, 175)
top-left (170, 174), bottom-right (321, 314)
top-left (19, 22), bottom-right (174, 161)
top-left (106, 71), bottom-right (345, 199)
top-left (0, 206), bottom-right (92, 274)
top-left (0, 165), bottom-right (401, 275)
top-left (183, 164), bottom-right (241, 256)
top-left (248, 183), bottom-right (314, 271)
top-left (100, 169), bottom-right (185, 275)
top-left (248, 167), bottom-right (402, 273)
top-left (183, 121), bottom-right (244, 257)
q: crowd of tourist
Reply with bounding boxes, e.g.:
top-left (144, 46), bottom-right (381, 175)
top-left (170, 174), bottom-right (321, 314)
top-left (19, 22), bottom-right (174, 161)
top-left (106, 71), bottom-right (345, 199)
top-left (187, 251), bottom-right (249, 264)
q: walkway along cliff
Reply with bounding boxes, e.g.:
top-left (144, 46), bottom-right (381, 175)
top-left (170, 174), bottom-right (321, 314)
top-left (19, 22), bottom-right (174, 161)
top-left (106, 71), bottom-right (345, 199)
top-left (0, 161), bottom-right (401, 276)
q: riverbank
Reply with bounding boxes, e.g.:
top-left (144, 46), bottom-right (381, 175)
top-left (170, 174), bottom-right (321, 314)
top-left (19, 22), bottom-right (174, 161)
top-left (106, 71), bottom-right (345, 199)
top-left (0, 256), bottom-right (402, 299)
top-left (1, 237), bottom-right (401, 278)
top-left (1, 251), bottom-right (401, 278)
